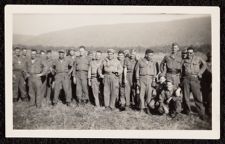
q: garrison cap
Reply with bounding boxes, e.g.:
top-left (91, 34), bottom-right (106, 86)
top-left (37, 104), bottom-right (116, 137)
top-left (145, 49), bottom-right (154, 54)
top-left (107, 49), bottom-right (115, 53)
top-left (118, 50), bottom-right (124, 55)
top-left (58, 50), bottom-right (65, 53)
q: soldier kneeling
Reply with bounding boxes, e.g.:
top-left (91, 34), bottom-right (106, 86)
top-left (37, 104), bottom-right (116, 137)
top-left (150, 78), bottom-right (182, 118)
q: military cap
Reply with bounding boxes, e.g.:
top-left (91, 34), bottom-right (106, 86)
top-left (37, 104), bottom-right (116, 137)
top-left (46, 50), bottom-right (52, 53)
top-left (58, 50), bottom-right (65, 53)
top-left (172, 42), bottom-right (179, 47)
top-left (40, 50), bottom-right (46, 54)
top-left (145, 49), bottom-right (154, 54)
top-left (118, 50), bottom-right (124, 55)
top-left (107, 49), bottom-right (115, 53)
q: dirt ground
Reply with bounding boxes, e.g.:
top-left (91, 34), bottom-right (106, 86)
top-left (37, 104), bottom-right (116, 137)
top-left (13, 100), bottom-right (211, 130)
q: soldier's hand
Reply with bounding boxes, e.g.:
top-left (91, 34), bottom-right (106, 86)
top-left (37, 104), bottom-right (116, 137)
top-left (73, 77), bottom-right (76, 84)
top-left (136, 80), bottom-right (141, 87)
top-left (100, 74), bottom-right (104, 79)
top-left (52, 82), bottom-right (55, 89)
top-left (124, 79), bottom-right (128, 84)
top-left (36, 73), bottom-right (42, 77)
top-left (88, 79), bottom-right (91, 86)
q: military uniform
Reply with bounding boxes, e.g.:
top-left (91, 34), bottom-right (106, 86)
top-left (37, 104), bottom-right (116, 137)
top-left (73, 56), bottom-right (90, 102)
top-left (52, 57), bottom-right (73, 104)
top-left (24, 58), bottom-right (47, 107)
top-left (157, 88), bottom-right (182, 115)
top-left (118, 59), bottom-right (126, 107)
top-left (13, 55), bottom-right (27, 101)
top-left (68, 56), bottom-right (76, 102)
top-left (88, 60), bottom-right (102, 107)
top-left (123, 57), bottom-right (137, 107)
top-left (182, 55), bottom-right (206, 116)
top-left (160, 53), bottom-right (182, 87)
top-left (136, 57), bottom-right (157, 110)
top-left (44, 57), bottom-right (54, 103)
top-left (98, 57), bottom-right (123, 109)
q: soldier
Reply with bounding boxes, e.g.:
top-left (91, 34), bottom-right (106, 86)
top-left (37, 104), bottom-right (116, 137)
top-left (67, 49), bottom-right (76, 103)
top-left (182, 46), bottom-right (207, 120)
top-left (88, 51), bottom-right (103, 108)
top-left (117, 50), bottom-right (126, 110)
top-left (160, 43), bottom-right (183, 88)
top-left (44, 50), bottom-right (54, 104)
top-left (98, 49), bottom-right (123, 111)
top-left (21, 47), bottom-right (28, 59)
top-left (135, 49), bottom-right (158, 114)
top-left (24, 49), bottom-right (47, 108)
top-left (182, 49), bottom-right (187, 60)
top-left (73, 46), bottom-right (91, 105)
top-left (39, 50), bottom-right (48, 101)
top-left (52, 50), bottom-right (73, 106)
top-left (123, 49), bottom-right (138, 110)
top-left (13, 47), bottom-right (27, 102)
top-left (154, 79), bottom-right (182, 118)
top-left (201, 52), bottom-right (212, 116)
top-left (124, 49), bottom-right (130, 58)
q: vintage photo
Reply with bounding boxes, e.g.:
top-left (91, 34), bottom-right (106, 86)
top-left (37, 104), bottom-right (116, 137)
top-left (5, 6), bottom-right (220, 138)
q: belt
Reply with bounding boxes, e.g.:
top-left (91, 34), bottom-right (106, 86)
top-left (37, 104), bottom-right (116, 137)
top-left (76, 70), bottom-right (88, 72)
top-left (140, 75), bottom-right (154, 77)
top-left (167, 68), bottom-right (181, 74)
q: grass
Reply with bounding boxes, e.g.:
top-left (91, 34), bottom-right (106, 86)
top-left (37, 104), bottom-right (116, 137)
top-left (13, 100), bottom-right (211, 130)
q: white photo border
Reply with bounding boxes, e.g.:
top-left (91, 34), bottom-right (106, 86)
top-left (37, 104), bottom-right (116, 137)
top-left (5, 5), bottom-right (220, 139)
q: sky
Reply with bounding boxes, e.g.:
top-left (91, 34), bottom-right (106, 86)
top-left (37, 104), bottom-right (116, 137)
top-left (13, 14), bottom-right (209, 36)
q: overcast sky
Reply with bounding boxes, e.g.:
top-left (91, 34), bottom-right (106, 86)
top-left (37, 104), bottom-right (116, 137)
top-left (13, 14), bottom-right (209, 36)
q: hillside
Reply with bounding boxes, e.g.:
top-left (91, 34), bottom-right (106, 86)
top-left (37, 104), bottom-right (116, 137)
top-left (13, 16), bottom-right (211, 48)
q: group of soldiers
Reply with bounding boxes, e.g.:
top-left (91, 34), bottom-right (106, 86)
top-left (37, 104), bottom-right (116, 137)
top-left (13, 43), bottom-right (212, 120)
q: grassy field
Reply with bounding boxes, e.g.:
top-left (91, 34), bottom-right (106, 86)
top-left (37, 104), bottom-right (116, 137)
top-left (13, 100), bottom-right (211, 130)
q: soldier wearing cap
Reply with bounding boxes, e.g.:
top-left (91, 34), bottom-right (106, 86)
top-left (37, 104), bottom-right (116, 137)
top-left (160, 43), bottom-right (183, 88)
top-left (155, 79), bottom-right (182, 118)
top-left (88, 50), bottom-right (103, 108)
top-left (21, 47), bottom-right (28, 59)
top-left (52, 50), bottom-right (73, 106)
top-left (24, 49), bottom-right (48, 108)
top-left (182, 46), bottom-right (207, 120)
top-left (98, 48), bottom-right (123, 111)
top-left (42, 50), bottom-right (55, 104)
top-left (123, 49), bottom-right (138, 110)
top-left (135, 49), bottom-right (158, 114)
top-left (73, 46), bottom-right (91, 104)
top-left (117, 50), bottom-right (126, 110)
top-left (13, 46), bottom-right (28, 102)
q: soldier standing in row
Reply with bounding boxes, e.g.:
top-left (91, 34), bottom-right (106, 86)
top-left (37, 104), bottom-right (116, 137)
top-left (24, 49), bottom-right (47, 108)
top-left (52, 50), bottom-right (73, 106)
top-left (123, 49), bottom-right (138, 110)
top-left (44, 50), bottom-right (54, 105)
top-left (13, 47), bottom-right (27, 102)
top-left (182, 47), bottom-right (207, 120)
top-left (160, 43), bottom-right (182, 88)
top-left (73, 46), bottom-right (91, 105)
top-left (117, 50), bottom-right (126, 110)
top-left (98, 49), bottom-right (123, 111)
top-left (88, 51), bottom-right (103, 108)
top-left (136, 49), bottom-right (158, 114)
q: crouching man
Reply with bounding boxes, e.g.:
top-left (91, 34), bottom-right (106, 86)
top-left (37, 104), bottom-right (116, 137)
top-left (151, 79), bottom-right (182, 118)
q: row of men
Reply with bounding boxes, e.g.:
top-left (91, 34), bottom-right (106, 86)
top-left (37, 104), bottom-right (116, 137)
top-left (13, 44), bottom-right (212, 119)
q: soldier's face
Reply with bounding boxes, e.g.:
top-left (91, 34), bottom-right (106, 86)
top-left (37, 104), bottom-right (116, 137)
top-left (15, 49), bottom-right (20, 56)
top-left (146, 53), bottom-right (153, 61)
top-left (130, 53), bottom-right (136, 59)
top-left (95, 52), bottom-right (101, 60)
top-left (108, 52), bottom-right (114, 60)
top-left (118, 53), bottom-right (125, 61)
top-left (187, 50), bottom-right (194, 58)
top-left (22, 49), bottom-right (27, 55)
top-left (31, 51), bottom-right (37, 59)
top-left (47, 52), bottom-right (52, 58)
top-left (70, 50), bottom-right (75, 56)
top-left (59, 52), bottom-right (64, 59)
top-left (167, 82), bottom-right (173, 91)
top-left (79, 48), bottom-right (85, 56)
top-left (159, 76), bottom-right (166, 84)
top-left (172, 45), bottom-right (179, 54)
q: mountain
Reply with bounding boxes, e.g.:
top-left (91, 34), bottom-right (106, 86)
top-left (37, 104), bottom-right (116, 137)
top-left (13, 16), bottom-right (211, 48)
top-left (13, 34), bottom-right (35, 45)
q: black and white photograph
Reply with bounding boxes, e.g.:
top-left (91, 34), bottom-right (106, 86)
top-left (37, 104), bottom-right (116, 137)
top-left (5, 6), bottom-right (220, 139)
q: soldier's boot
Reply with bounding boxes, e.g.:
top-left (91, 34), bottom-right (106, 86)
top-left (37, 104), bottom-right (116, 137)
top-left (66, 102), bottom-right (71, 107)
